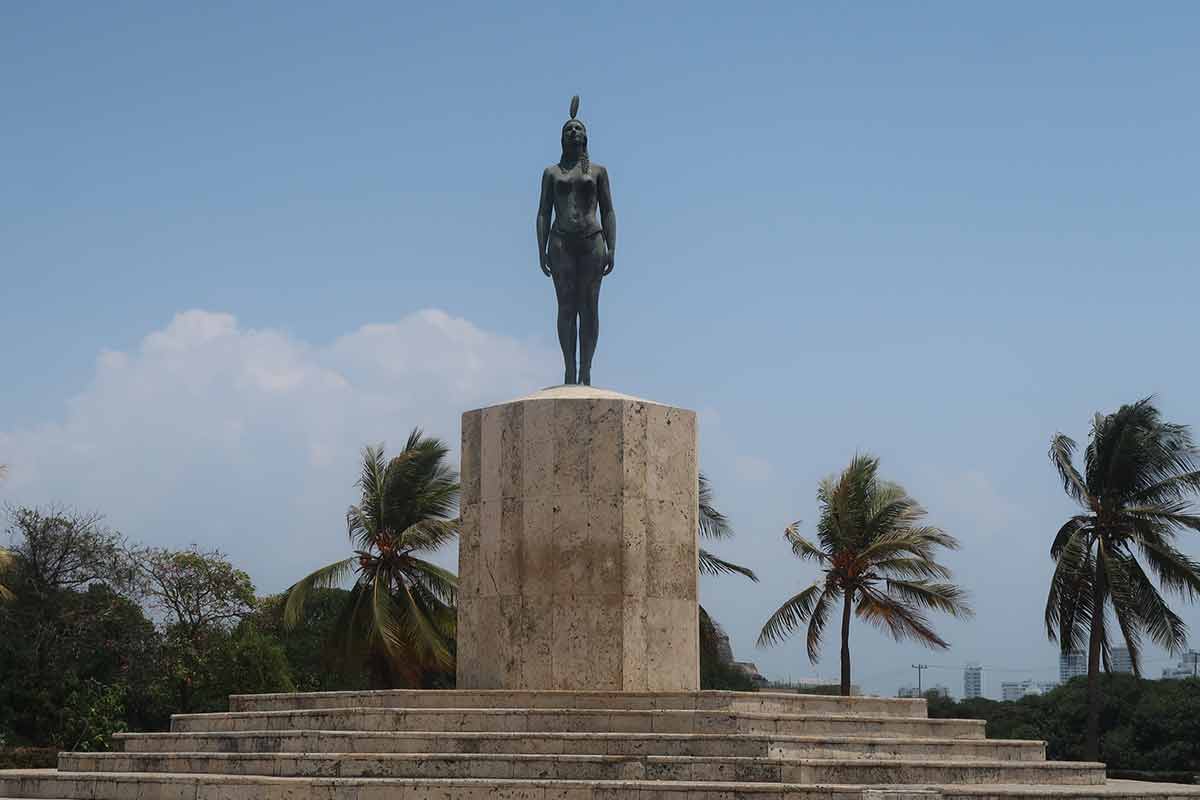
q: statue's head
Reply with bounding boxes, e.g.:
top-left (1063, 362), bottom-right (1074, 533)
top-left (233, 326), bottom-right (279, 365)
top-left (559, 95), bottom-right (589, 173)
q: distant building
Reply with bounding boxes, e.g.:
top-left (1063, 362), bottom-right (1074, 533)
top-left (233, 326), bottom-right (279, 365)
top-left (898, 686), bottom-right (920, 698)
top-left (1162, 650), bottom-right (1200, 680)
top-left (1000, 679), bottom-right (1055, 702)
top-left (1111, 646), bottom-right (1133, 674)
top-left (964, 664), bottom-right (982, 699)
top-left (1059, 650), bottom-right (1087, 683)
top-left (898, 685), bottom-right (949, 699)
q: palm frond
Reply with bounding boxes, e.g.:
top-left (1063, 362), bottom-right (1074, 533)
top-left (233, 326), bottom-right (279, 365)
top-left (1135, 537), bottom-right (1200, 602)
top-left (1123, 553), bottom-right (1189, 654)
top-left (1051, 516), bottom-right (1091, 560)
top-left (399, 518), bottom-right (460, 553)
top-left (282, 557), bottom-right (356, 628)
top-left (1049, 433), bottom-right (1090, 507)
top-left (757, 580), bottom-right (826, 653)
top-left (1127, 471), bottom-right (1200, 506)
top-left (856, 586), bottom-right (950, 649)
top-left (403, 557), bottom-right (459, 605)
top-left (698, 473), bottom-right (733, 540)
top-left (873, 556), bottom-right (952, 581)
top-left (1045, 530), bottom-right (1094, 652)
top-left (783, 525), bottom-right (828, 564)
top-left (884, 579), bottom-right (974, 618)
top-left (393, 577), bottom-right (454, 667)
top-left (699, 547), bottom-right (759, 581)
top-left (1102, 552), bottom-right (1145, 677)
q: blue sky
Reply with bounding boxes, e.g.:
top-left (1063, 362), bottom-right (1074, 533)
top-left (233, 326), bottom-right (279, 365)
top-left (3, 2), bottom-right (1200, 697)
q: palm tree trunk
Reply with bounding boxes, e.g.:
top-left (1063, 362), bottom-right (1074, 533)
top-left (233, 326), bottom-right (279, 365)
top-left (839, 590), bottom-right (853, 697)
top-left (1085, 553), bottom-right (1107, 762)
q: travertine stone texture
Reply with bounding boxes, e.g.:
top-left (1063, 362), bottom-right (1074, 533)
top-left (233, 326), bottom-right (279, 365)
top-left (457, 385), bottom-right (699, 692)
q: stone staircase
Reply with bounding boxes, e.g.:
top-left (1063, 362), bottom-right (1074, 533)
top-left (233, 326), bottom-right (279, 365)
top-left (2, 689), bottom-right (1198, 799)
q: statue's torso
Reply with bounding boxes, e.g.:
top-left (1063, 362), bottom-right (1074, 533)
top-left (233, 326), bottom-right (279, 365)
top-left (551, 163), bottom-right (602, 235)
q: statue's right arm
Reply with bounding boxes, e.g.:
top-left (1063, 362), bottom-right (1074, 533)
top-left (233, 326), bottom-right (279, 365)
top-left (536, 168), bottom-right (553, 276)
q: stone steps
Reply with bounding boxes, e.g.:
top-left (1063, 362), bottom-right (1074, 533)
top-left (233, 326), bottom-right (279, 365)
top-left (169, 707), bottom-right (985, 739)
top-left (57, 752), bottom-right (1105, 786)
top-left (114, 730), bottom-right (1046, 761)
top-left (2, 772), bottom-right (1200, 800)
top-left (6, 689), bottom-right (1196, 798)
top-left (228, 690), bottom-right (927, 718)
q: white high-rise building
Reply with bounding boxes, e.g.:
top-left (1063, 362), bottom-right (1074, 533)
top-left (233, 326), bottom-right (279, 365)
top-left (964, 664), bottom-right (982, 699)
top-left (1111, 646), bottom-right (1133, 674)
top-left (1059, 650), bottom-right (1087, 683)
top-left (1001, 679), bottom-right (1038, 702)
top-left (1000, 679), bottom-right (1059, 702)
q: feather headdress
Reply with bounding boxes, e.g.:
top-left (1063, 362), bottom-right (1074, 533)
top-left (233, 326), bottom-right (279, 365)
top-left (559, 94), bottom-right (589, 174)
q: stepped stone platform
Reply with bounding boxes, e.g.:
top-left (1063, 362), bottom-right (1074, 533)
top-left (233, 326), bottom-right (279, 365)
top-left (4, 689), bottom-right (1199, 799)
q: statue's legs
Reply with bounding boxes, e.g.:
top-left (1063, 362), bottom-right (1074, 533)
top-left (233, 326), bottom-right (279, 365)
top-left (548, 234), bottom-right (579, 384)
top-left (576, 234), bottom-right (607, 386)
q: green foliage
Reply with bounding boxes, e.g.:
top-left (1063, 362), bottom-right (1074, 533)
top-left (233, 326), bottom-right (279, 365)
top-left (283, 432), bottom-right (459, 688)
top-left (251, 590), bottom-right (369, 691)
top-left (927, 675), bottom-right (1200, 772)
top-left (700, 656), bottom-right (758, 691)
top-left (61, 679), bottom-right (127, 752)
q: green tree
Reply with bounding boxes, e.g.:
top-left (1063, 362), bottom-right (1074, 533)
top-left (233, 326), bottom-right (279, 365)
top-left (1045, 397), bottom-right (1200, 761)
top-left (283, 431), bottom-right (459, 688)
top-left (252, 589), bottom-right (369, 691)
top-left (133, 546), bottom-right (256, 712)
top-left (757, 454), bottom-right (973, 696)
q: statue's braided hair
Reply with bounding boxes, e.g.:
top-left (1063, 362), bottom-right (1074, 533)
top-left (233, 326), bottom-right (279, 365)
top-left (559, 94), bottom-right (590, 175)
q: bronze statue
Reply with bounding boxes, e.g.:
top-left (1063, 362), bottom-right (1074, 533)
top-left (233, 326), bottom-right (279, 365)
top-left (536, 95), bottom-right (616, 386)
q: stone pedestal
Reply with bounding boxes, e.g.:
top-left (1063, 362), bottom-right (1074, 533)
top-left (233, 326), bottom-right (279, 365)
top-left (456, 385), bottom-right (699, 691)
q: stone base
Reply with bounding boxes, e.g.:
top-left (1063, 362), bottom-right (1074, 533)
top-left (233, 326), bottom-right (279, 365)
top-left (5, 689), bottom-right (1198, 800)
top-left (456, 386), bottom-right (699, 692)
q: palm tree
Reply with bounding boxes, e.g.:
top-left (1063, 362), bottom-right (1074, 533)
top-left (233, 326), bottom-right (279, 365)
top-left (283, 430), bottom-right (459, 687)
top-left (1046, 397), bottom-right (1200, 761)
top-left (696, 474), bottom-right (758, 676)
top-left (757, 454), bottom-right (972, 696)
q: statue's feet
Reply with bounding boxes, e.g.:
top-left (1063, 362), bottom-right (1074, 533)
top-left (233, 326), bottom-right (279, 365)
top-left (579, 367), bottom-right (591, 386)
top-left (564, 365), bottom-right (577, 385)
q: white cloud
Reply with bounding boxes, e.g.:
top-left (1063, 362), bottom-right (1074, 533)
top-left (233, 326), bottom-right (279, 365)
top-left (0, 309), bottom-right (551, 594)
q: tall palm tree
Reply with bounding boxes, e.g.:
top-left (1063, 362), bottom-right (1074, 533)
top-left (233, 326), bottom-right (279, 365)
top-left (757, 454), bottom-right (972, 696)
top-left (283, 430), bottom-right (459, 687)
top-left (697, 474), bottom-right (758, 674)
top-left (1046, 397), bottom-right (1200, 761)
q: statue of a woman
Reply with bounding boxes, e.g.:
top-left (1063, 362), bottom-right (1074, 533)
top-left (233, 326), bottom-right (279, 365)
top-left (536, 96), bottom-right (616, 386)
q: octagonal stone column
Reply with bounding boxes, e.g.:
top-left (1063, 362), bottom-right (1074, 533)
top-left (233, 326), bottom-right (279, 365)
top-left (456, 385), bottom-right (699, 692)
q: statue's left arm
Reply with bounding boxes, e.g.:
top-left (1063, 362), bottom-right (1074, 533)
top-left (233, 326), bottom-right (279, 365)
top-left (598, 167), bottom-right (616, 275)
